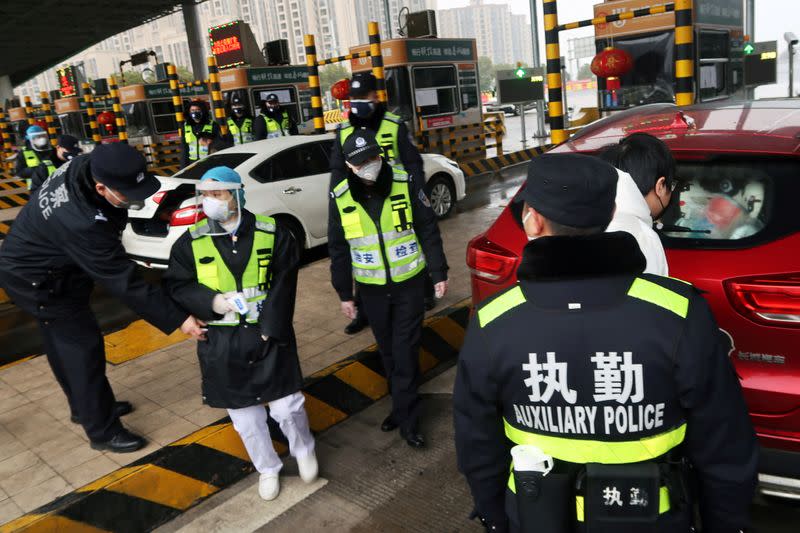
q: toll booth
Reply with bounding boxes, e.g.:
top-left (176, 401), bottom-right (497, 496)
top-left (217, 66), bottom-right (314, 134)
top-left (348, 37), bottom-right (486, 160)
top-left (593, 0), bottom-right (745, 110)
top-left (118, 82), bottom-right (210, 146)
top-left (54, 95), bottom-right (115, 142)
top-left (6, 106), bottom-right (31, 145)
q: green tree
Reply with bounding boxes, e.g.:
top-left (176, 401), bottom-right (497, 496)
top-left (119, 70), bottom-right (144, 86)
top-left (478, 56), bottom-right (494, 92)
top-left (578, 63), bottom-right (594, 80)
top-left (176, 66), bottom-right (195, 82)
top-left (319, 63), bottom-right (351, 97)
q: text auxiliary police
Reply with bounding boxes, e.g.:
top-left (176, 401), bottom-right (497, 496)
top-left (164, 166), bottom-right (317, 502)
top-left (454, 154), bottom-right (758, 533)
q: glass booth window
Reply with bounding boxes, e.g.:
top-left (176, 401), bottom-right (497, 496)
top-left (150, 101), bottom-right (179, 134)
top-left (385, 67), bottom-right (413, 121)
top-left (458, 67), bottom-right (480, 110)
top-left (123, 102), bottom-right (152, 138)
top-left (413, 66), bottom-right (459, 117)
top-left (251, 86), bottom-right (300, 124)
top-left (58, 113), bottom-right (87, 140)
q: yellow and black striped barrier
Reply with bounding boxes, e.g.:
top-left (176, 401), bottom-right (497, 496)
top-left (207, 57), bottom-right (229, 136)
top-left (108, 76), bottom-right (128, 144)
top-left (0, 109), bottom-right (14, 174)
top-left (1, 301), bottom-right (471, 533)
top-left (167, 63), bottom-right (185, 149)
top-left (82, 82), bottom-right (102, 143)
top-left (542, 1), bottom-right (692, 145)
top-left (0, 218), bottom-right (14, 241)
top-left (23, 96), bottom-right (35, 127)
top-left (459, 144), bottom-right (553, 177)
top-left (39, 92), bottom-right (58, 147)
top-left (304, 33), bottom-right (325, 134)
top-left (368, 21), bottom-right (387, 104)
top-left (317, 51), bottom-right (370, 67)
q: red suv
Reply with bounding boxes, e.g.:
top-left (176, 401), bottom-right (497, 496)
top-left (467, 100), bottom-right (800, 499)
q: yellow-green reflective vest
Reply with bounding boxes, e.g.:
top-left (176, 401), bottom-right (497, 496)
top-left (262, 111), bottom-right (291, 138)
top-left (476, 279), bottom-right (692, 522)
top-left (189, 215), bottom-right (276, 326)
top-left (227, 118), bottom-right (254, 145)
top-left (22, 149), bottom-right (55, 189)
top-left (338, 111), bottom-right (402, 167)
top-left (333, 168), bottom-right (425, 285)
top-left (185, 123), bottom-right (214, 161)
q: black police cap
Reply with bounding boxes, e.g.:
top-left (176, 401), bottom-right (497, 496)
top-left (343, 129), bottom-right (382, 166)
top-left (521, 153), bottom-right (618, 228)
top-left (90, 144), bottom-right (160, 201)
top-left (57, 134), bottom-right (79, 152)
top-left (350, 72), bottom-right (377, 98)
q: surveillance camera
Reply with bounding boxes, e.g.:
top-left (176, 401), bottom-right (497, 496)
top-left (785, 32), bottom-right (798, 46)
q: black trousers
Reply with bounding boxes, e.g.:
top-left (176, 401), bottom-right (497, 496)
top-left (358, 275), bottom-right (425, 433)
top-left (38, 307), bottom-right (121, 441)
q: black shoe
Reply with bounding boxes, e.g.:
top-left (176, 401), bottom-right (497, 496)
top-left (344, 313), bottom-right (368, 335)
top-left (381, 415), bottom-right (398, 432)
top-left (71, 401), bottom-right (134, 424)
top-left (401, 429), bottom-right (425, 448)
top-left (424, 297), bottom-right (436, 311)
top-left (90, 428), bottom-right (147, 453)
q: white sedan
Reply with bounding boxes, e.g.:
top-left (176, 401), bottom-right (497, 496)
top-left (122, 133), bottom-right (466, 268)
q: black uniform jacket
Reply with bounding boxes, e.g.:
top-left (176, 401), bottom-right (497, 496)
top-left (0, 155), bottom-right (186, 332)
top-left (454, 232), bottom-right (758, 533)
top-left (327, 161), bottom-right (448, 301)
top-left (164, 211), bottom-right (303, 409)
top-left (329, 104), bottom-right (425, 187)
top-left (14, 144), bottom-right (60, 183)
top-left (253, 109), bottom-right (299, 140)
top-left (180, 114), bottom-right (222, 168)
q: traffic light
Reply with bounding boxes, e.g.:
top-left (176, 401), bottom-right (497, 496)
top-left (515, 67), bottom-right (526, 78)
top-left (743, 43), bottom-right (755, 55)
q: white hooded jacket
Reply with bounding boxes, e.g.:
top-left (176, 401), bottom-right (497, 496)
top-left (606, 169), bottom-right (669, 276)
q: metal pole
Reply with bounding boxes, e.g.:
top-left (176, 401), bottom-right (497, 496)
top-left (40, 92), bottom-right (57, 147)
top-left (0, 108), bottom-right (14, 173)
top-left (789, 44), bottom-right (795, 98)
top-left (82, 82), bottom-right (101, 143)
top-left (519, 104), bottom-right (527, 148)
top-left (24, 96), bottom-right (35, 126)
top-left (530, 0), bottom-right (546, 138)
top-left (207, 56), bottom-right (228, 136)
top-left (369, 21), bottom-right (388, 104)
top-left (745, 0), bottom-right (755, 100)
top-left (675, 0), bottom-right (694, 106)
top-left (108, 76), bottom-right (128, 144)
top-left (304, 34), bottom-right (325, 134)
top-left (561, 59), bottom-right (569, 129)
top-left (382, 0), bottom-right (393, 39)
top-left (182, 1), bottom-right (208, 81)
top-left (543, 0), bottom-right (567, 144)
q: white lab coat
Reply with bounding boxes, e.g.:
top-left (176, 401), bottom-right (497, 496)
top-left (606, 169), bottom-right (669, 276)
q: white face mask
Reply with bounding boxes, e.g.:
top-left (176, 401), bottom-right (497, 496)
top-left (202, 196), bottom-right (233, 221)
top-left (32, 136), bottom-right (49, 149)
top-left (522, 210), bottom-right (537, 241)
top-left (352, 159), bottom-right (382, 182)
top-left (106, 187), bottom-right (144, 210)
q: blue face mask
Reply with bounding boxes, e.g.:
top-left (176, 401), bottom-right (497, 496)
top-left (350, 100), bottom-right (376, 118)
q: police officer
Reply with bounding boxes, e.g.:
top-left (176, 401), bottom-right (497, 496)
top-left (0, 144), bottom-right (205, 452)
top-left (181, 100), bottom-right (220, 168)
top-left (328, 130), bottom-right (448, 448)
top-left (16, 125), bottom-right (55, 189)
top-left (254, 94), bottom-right (297, 140)
top-left (454, 154), bottom-right (758, 532)
top-left (29, 134), bottom-right (82, 193)
top-left (330, 71), bottom-right (435, 331)
top-left (226, 92), bottom-right (255, 145)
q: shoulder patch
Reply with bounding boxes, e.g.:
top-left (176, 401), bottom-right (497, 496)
top-left (478, 285), bottom-right (527, 328)
top-left (333, 180), bottom-right (350, 198)
top-left (627, 277), bottom-right (689, 318)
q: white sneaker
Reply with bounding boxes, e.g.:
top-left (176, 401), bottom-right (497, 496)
top-left (297, 451), bottom-right (318, 483)
top-left (258, 473), bottom-right (280, 500)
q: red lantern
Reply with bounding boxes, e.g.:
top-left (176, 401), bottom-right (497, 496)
top-left (331, 79), bottom-right (350, 101)
top-left (590, 47), bottom-right (633, 79)
top-left (97, 111), bottom-right (115, 125)
top-left (34, 120), bottom-right (47, 131)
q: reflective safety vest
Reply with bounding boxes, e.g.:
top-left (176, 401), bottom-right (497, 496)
top-left (185, 123), bottom-right (214, 161)
top-left (332, 168), bottom-right (426, 285)
top-left (189, 215), bottom-right (276, 326)
top-left (227, 117), bottom-right (254, 145)
top-left (478, 279), bottom-right (692, 523)
top-left (22, 149), bottom-right (55, 189)
top-left (262, 111), bottom-right (291, 138)
top-left (339, 111), bottom-right (402, 167)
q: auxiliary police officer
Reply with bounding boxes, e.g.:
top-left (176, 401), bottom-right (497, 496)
top-left (454, 154), bottom-right (758, 532)
top-left (0, 144), bottom-right (205, 453)
top-left (29, 134), bottom-right (82, 193)
top-left (181, 99), bottom-right (220, 168)
top-left (253, 94), bottom-right (297, 140)
top-left (16, 125), bottom-right (55, 189)
top-left (328, 130), bottom-right (448, 448)
top-left (226, 92), bottom-right (255, 145)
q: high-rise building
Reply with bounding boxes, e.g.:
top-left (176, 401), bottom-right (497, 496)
top-left (438, 0), bottom-right (532, 66)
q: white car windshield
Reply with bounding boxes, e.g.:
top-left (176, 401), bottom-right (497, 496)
top-left (176, 153), bottom-right (257, 180)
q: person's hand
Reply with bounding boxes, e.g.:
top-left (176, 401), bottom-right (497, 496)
top-left (261, 335), bottom-right (269, 342)
top-left (212, 293), bottom-right (236, 315)
top-left (180, 315), bottom-right (207, 341)
top-left (340, 300), bottom-right (357, 320)
top-left (434, 280), bottom-right (449, 299)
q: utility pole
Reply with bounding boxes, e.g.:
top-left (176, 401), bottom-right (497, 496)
top-left (182, 0), bottom-right (207, 80)
top-left (745, 0), bottom-right (755, 100)
top-left (383, 0), bottom-right (393, 39)
top-left (529, 0), bottom-right (546, 138)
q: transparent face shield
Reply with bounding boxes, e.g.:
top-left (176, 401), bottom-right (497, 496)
top-left (195, 180), bottom-right (243, 236)
top-left (29, 133), bottom-right (50, 150)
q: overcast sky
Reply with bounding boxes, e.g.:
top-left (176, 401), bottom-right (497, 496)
top-left (442, 0), bottom-right (800, 51)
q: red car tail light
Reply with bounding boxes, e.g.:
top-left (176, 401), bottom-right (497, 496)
top-left (170, 205), bottom-right (205, 227)
top-left (152, 191), bottom-right (167, 204)
top-left (725, 273), bottom-right (800, 327)
top-left (466, 234), bottom-right (519, 283)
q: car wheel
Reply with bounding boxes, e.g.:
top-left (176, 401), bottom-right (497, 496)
top-left (426, 175), bottom-right (456, 219)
